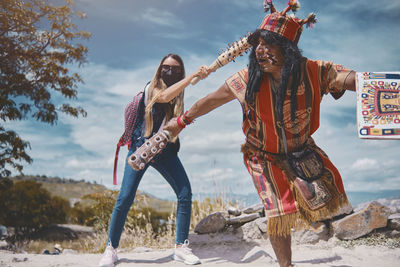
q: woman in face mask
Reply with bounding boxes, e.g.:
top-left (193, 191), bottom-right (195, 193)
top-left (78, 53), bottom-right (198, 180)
top-left (99, 54), bottom-right (209, 267)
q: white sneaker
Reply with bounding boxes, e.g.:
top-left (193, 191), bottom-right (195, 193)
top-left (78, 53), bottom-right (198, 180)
top-left (98, 244), bottom-right (118, 267)
top-left (173, 239), bottom-right (201, 265)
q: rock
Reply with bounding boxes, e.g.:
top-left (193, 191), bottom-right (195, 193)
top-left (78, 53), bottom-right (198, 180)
top-left (389, 213), bottom-right (400, 219)
top-left (227, 206), bottom-right (241, 216)
top-left (376, 198), bottom-right (400, 213)
top-left (356, 198), bottom-right (400, 213)
top-left (292, 222), bottom-right (330, 244)
top-left (227, 213), bottom-right (260, 225)
top-left (331, 202), bottom-right (353, 218)
top-left (194, 212), bottom-right (227, 234)
top-left (332, 201), bottom-right (391, 240)
top-left (33, 224), bottom-right (94, 241)
top-left (385, 230), bottom-right (400, 238)
top-left (242, 203), bottom-right (264, 214)
top-left (240, 220), bottom-right (263, 240)
top-left (388, 213), bottom-right (400, 231)
top-left (12, 257), bottom-right (28, 262)
top-left (0, 240), bottom-right (7, 249)
top-left (0, 225), bottom-right (7, 237)
top-left (255, 217), bottom-right (268, 233)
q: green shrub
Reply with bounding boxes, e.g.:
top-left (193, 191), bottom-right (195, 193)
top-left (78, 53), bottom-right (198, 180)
top-left (0, 178), bottom-right (70, 237)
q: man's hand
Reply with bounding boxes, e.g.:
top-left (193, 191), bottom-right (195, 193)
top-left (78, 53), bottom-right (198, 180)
top-left (163, 117), bottom-right (183, 138)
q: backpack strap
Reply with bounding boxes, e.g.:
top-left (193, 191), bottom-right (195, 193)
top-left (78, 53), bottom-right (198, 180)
top-left (113, 90), bottom-right (144, 185)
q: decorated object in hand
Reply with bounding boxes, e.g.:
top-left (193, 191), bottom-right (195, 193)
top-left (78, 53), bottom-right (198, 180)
top-left (128, 130), bottom-right (171, 170)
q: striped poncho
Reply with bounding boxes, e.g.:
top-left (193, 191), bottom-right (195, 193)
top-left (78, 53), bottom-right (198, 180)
top-left (225, 59), bottom-right (352, 235)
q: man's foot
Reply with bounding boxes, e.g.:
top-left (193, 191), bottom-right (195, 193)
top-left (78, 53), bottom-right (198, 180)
top-left (98, 243), bottom-right (118, 267)
top-left (173, 240), bottom-right (201, 265)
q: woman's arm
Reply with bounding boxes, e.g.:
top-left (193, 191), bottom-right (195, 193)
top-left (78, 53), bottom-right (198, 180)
top-left (163, 82), bottom-right (236, 137)
top-left (155, 66), bottom-right (210, 103)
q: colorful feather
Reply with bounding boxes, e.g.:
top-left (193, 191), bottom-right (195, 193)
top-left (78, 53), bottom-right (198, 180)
top-left (305, 13), bottom-right (317, 28)
top-left (288, 0), bottom-right (300, 12)
top-left (263, 0), bottom-right (275, 13)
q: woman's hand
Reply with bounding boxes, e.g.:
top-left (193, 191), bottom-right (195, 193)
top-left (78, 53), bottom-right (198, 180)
top-left (194, 65), bottom-right (211, 80)
top-left (163, 117), bottom-right (183, 138)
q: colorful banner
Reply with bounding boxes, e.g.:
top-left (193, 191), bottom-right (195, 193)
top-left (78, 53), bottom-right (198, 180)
top-left (356, 72), bottom-right (400, 139)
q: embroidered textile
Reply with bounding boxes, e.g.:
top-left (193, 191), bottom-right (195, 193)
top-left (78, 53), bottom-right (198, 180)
top-left (225, 59), bottom-right (352, 226)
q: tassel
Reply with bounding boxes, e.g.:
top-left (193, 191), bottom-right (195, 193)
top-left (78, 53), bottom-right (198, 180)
top-left (305, 13), bottom-right (317, 28)
top-left (263, 0), bottom-right (276, 13)
top-left (288, 0), bottom-right (301, 12)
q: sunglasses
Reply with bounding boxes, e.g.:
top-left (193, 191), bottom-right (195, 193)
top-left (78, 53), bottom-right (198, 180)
top-left (161, 65), bottom-right (182, 73)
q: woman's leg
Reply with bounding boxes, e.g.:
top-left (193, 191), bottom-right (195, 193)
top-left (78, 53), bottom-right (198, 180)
top-left (151, 153), bottom-right (192, 244)
top-left (108, 151), bottom-right (148, 248)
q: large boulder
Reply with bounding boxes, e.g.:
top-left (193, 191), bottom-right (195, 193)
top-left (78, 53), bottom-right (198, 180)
top-left (332, 201), bottom-right (390, 240)
top-left (240, 220), bottom-right (263, 240)
top-left (356, 198), bottom-right (400, 214)
top-left (194, 212), bottom-right (227, 234)
top-left (292, 222), bottom-right (330, 244)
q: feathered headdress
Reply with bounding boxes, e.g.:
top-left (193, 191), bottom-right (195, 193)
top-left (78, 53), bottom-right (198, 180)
top-left (260, 0), bottom-right (317, 43)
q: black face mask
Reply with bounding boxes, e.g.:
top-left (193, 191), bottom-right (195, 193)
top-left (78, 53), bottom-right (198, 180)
top-left (161, 69), bottom-right (181, 87)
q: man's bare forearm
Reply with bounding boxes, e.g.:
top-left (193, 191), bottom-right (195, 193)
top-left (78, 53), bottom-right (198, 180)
top-left (185, 83), bottom-right (235, 120)
top-left (345, 71), bottom-right (356, 91)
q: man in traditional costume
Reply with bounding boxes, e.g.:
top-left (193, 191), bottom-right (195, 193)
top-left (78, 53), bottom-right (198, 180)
top-left (165, 1), bottom-right (356, 266)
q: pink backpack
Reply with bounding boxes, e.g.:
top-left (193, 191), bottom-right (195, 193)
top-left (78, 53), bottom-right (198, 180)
top-left (113, 92), bottom-right (143, 185)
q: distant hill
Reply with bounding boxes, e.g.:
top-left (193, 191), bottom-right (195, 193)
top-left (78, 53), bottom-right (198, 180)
top-left (10, 175), bottom-right (175, 213)
top-left (11, 175), bottom-right (106, 201)
top-left (181, 190), bottom-right (400, 208)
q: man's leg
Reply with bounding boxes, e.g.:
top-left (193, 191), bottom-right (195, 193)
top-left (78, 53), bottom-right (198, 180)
top-left (269, 234), bottom-right (292, 267)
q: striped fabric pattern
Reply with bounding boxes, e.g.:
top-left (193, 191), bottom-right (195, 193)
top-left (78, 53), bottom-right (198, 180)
top-left (225, 59), bottom-right (351, 218)
top-left (259, 12), bottom-right (302, 43)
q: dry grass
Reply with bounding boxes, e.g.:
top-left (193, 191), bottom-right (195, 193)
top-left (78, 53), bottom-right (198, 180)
top-left (23, 193), bottom-right (236, 254)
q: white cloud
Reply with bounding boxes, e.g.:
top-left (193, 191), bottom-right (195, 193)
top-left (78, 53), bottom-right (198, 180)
top-left (350, 158), bottom-right (378, 170)
top-left (138, 8), bottom-right (183, 27)
top-left (8, 0), bottom-right (400, 201)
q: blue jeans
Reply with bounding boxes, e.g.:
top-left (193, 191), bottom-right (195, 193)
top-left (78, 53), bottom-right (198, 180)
top-left (107, 143), bottom-right (192, 248)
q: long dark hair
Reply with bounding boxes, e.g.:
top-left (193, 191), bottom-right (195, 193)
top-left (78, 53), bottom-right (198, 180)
top-left (246, 29), bottom-right (303, 122)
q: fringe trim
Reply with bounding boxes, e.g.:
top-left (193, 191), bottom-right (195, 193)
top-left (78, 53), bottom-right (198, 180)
top-left (267, 175), bottom-right (350, 237)
top-left (292, 175), bottom-right (350, 223)
top-left (267, 212), bottom-right (307, 237)
top-left (242, 142), bottom-right (351, 236)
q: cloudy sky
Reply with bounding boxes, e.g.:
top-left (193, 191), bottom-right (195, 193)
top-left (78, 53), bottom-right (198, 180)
top-left (8, 0), bottom-right (400, 203)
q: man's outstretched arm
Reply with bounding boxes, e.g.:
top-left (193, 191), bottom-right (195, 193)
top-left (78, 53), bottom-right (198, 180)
top-left (344, 71), bottom-right (356, 91)
top-left (164, 82), bottom-right (236, 137)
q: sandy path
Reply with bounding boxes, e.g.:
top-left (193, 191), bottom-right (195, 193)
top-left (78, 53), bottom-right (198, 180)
top-left (1, 239), bottom-right (399, 267)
